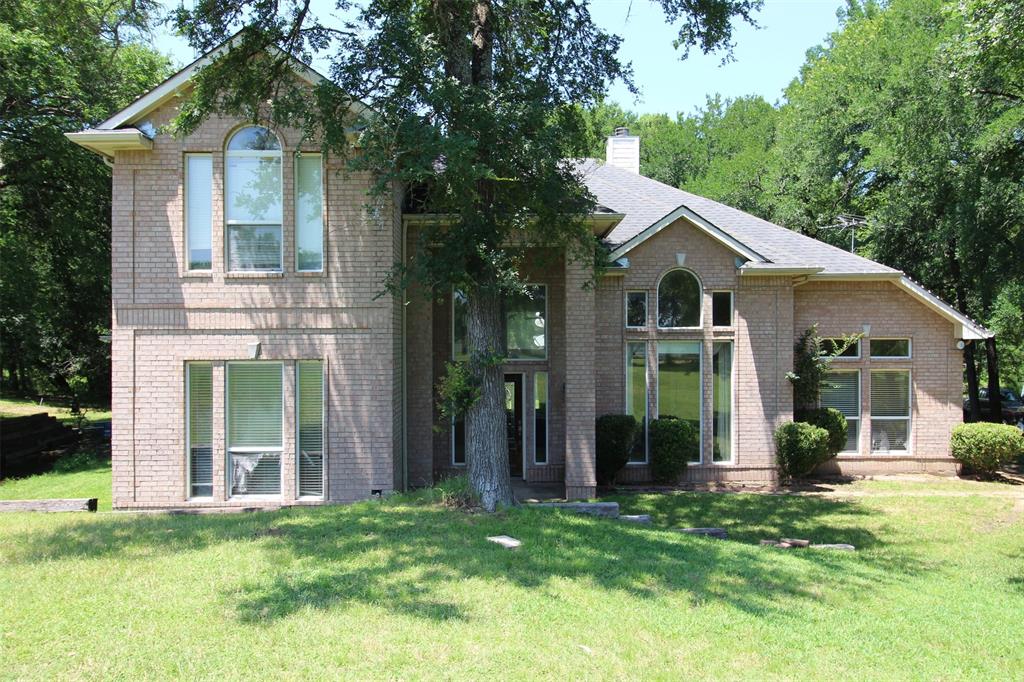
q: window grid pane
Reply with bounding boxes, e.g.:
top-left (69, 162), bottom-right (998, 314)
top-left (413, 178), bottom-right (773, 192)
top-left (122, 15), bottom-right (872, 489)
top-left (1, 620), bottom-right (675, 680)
top-left (657, 341), bottom-right (701, 462)
top-left (871, 370), bottom-right (910, 453)
top-left (534, 372), bottom-right (548, 464)
top-left (187, 363), bottom-right (213, 497)
top-left (297, 361), bottom-right (324, 497)
top-left (822, 371), bottom-right (859, 453)
top-left (870, 339), bottom-right (911, 358)
top-left (711, 292), bottom-right (732, 327)
top-left (712, 342), bottom-right (732, 462)
top-left (453, 286), bottom-right (547, 361)
top-left (228, 363), bottom-right (283, 495)
top-left (296, 155), bottom-right (323, 271)
top-left (626, 292), bottom-right (646, 328)
top-left (185, 155), bottom-right (212, 270)
top-left (227, 225), bottom-right (282, 271)
top-left (658, 270), bottom-right (701, 328)
top-left (626, 342), bottom-right (647, 463)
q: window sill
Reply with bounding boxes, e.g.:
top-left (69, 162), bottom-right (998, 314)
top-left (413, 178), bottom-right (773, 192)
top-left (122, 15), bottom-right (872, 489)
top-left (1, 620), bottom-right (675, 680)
top-left (294, 270), bottom-right (327, 277)
top-left (182, 270), bottom-right (214, 278)
top-left (225, 271), bottom-right (285, 279)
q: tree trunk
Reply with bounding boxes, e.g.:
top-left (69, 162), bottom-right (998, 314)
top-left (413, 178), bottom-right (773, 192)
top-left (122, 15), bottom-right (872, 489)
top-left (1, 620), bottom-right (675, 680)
top-left (964, 341), bottom-right (981, 422)
top-left (465, 285), bottom-right (514, 511)
top-left (985, 337), bottom-right (1002, 423)
top-left (948, 238), bottom-right (980, 421)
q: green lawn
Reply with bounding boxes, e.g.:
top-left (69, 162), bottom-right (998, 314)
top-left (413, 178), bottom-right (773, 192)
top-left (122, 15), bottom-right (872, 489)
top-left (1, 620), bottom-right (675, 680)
top-left (1, 469), bottom-right (1022, 679)
top-left (0, 453), bottom-right (113, 511)
top-left (0, 396), bottom-right (111, 426)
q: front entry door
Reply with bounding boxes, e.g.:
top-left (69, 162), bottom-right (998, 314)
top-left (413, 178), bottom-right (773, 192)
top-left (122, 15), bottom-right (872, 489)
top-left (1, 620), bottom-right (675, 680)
top-left (505, 374), bottom-right (524, 477)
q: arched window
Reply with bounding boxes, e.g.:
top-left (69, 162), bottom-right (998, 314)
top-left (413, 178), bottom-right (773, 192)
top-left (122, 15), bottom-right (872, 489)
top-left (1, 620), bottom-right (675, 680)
top-left (225, 126), bottom-right (283, 271)
top-left (658, 269), bottom-right (701, 328)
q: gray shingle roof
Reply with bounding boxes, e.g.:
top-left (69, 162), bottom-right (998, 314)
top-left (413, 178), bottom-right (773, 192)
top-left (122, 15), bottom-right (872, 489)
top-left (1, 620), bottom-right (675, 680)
top-left (576, 159), bottom-right (897, 276)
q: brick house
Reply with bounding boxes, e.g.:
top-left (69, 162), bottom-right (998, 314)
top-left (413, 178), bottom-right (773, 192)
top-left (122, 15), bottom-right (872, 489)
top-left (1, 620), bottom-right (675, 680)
top-left (68, 52), bottom-right (990, 509)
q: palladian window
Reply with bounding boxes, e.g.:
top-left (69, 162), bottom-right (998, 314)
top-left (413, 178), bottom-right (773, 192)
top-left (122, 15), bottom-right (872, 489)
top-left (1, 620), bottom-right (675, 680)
top-left (658, 269), bottom-right (702, 328)
top-left (225, 126), bottom-right (283, 272)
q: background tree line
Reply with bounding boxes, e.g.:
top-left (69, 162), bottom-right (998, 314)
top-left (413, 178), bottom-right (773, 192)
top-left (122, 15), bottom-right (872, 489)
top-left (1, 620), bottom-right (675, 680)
top-left (584, 0), bottom-right (1023, 411)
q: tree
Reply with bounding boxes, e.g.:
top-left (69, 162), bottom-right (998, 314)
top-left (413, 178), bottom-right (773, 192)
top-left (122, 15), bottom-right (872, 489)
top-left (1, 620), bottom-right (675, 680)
top-left (171, 0), bottom-right (761, 510)
top-left (0, 0), bottom-right (170, 400)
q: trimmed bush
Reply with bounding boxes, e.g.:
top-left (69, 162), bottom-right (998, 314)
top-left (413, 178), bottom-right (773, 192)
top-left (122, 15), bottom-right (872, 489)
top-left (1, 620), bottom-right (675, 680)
top-left (595, 414), bottom-right (638, 485)
top-left (796, 407), bottom-right (848, 457)
top-left (649, 417), bottom-right (698, 484)
top-left (951, 422), bottom-right (1024, 476)
top-left (774, 421), bottom-right (830, 480)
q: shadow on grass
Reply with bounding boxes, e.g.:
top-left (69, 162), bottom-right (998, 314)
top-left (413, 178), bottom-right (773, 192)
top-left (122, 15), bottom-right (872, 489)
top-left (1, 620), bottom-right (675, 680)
top-left (4, 492), bottom-right (923, 624)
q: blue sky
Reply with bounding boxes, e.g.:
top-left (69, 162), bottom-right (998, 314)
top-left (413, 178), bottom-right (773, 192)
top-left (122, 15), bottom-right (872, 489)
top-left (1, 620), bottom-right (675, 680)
top-left (153, 0), bottom-right (844, 115)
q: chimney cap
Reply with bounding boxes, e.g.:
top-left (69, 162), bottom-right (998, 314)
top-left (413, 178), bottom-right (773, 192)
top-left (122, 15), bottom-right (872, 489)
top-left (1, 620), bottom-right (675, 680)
top-left (613, 126), bottom-right (630, 137)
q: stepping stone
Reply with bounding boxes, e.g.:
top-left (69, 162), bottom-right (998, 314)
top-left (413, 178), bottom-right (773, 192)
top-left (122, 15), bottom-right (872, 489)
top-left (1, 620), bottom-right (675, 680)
top-left (810, 543), bottom-right (856, 551)
top-left (487, 535), bottom-right (522, 549)
top-left (620, 514), bottom-right (652, 524)
top-left (530, 501), bottom-right (620, 518)
top-left (676, 527), bottom-right (727, 539)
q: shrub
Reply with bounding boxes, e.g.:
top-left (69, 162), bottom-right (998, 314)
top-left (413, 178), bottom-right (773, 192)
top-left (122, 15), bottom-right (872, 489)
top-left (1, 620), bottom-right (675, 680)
top-left (595, 414), bottom-right (638, 485)
top-left (649, 417), bottom-right (698, 484)
top-left (950, 422), bottom-right (1024, 476)
top-left (774, 421), bottom-right (831, 480)
top-left (796, 407), bottom-right (848, 457)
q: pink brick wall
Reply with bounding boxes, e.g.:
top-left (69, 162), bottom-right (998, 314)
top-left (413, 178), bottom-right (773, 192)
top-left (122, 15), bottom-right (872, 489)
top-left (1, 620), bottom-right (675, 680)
top-left (110, 98), bottom-right (399, 508)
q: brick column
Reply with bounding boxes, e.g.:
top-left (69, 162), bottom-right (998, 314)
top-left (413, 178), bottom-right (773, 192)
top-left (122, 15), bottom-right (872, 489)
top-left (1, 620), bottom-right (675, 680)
top-left (212, 362), bottom-right (227, 501)
top-left (564, 255), bottom-right (597, 499)
top-left (281, 360), bottom-right (297, 501)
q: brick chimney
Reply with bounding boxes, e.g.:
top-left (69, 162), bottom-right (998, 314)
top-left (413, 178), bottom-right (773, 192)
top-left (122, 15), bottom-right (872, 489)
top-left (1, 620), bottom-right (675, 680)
top-left (605, 126), bottom-right (640, 174)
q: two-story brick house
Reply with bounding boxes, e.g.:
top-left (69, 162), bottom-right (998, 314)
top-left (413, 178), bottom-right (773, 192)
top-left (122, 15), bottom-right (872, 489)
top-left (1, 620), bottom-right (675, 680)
top-left (68, 49), bottom-right (990, 509)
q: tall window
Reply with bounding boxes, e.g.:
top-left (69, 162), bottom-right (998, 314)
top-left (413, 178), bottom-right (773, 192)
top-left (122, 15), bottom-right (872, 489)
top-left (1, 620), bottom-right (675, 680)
top-left (658, 269), bottom-right (701, 328)
top-left (626, 291), bottom-right (647, 328)
top-left (227, 362), bottom-right (283, 495)
top-left (186, 363), bottom-right (213, 497)
top-left (871, 370), bottom-right (911, 453)
top-left (297, 361), bottom-right (324, 497)
top-left (657, 341), bottom-right (702, 462)
top-left (453, 285), bottom-right (547, 360)
top-left (626, 342), bottom-right (648, 463)
top-left (185, 154), bottom-right (213, 270)
top-left (225, 126), bottom-right (282, 272)
top-left (711, 291), bottom-right (733, 327)
top-left (534, 372), bottom-right (548, 464)
top-left (295, 154), bottom-right (323, 271)
top-left (712, 342), bottom-right (732, 463)
top-left (822, 371), bottom-right (860, 452)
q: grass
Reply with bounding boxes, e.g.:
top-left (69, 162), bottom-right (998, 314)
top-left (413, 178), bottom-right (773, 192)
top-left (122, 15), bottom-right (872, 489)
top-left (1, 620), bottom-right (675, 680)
top-left (1, 468), bottom-right (1022, 679)
top-left (0, 452), bottom-right (113, 511)
top-left (0, 396), bottom-right (111, 426)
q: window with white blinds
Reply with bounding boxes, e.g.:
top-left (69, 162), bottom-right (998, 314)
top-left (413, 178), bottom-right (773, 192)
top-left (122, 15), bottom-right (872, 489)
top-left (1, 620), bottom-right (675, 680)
top-left (297, 361), bottom-right (324, 497)
top-left (186, 363), bottom-right (213, 497)
top-left (185, 155), bottom-right (213, 270)
top-left (227, 362), bottom-right (283, 495)
top-left (822, 371), bottom-right (860, 453)
top-left (295, 155), bottom-right (324, 272)
top-left (871, 370), bottom-right (911, 453)
top-left (225, 126), bottom-right (283, 272)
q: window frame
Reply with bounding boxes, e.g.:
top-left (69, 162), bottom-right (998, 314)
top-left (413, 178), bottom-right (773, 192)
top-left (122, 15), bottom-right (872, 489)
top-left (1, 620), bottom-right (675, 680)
top-left (625, 341), bottom-right (649, 465)
top-left (533, 371), bottom-right (549, 465)
top-left (185, 362), bottom-right (213, 499)
top-left (869, 337), bottom-right (912, 360)
top-left (711, 340), bottom-right (735, 464)
top-left (296, 360), bottom-right (326, 499)
top-left (711, 290), bottom-right (734, 329)
top-left (625, 290), bottom-right (648, 329)
top-left (184, 153), bottom-right (213, 273)
top-left (821, 369), bottom-right (861, 454)
top-left (225, 360), bottom-right (285, 498)
top-left (224, 126), bottom-right (284, 274)
top-left (294, 153), bottom-right (324, 273)
top-left (655, 340), bottom-right (704, 464)
top-left (656, 268), bottom-right (703, 330)
top-left (870, 369), bottom-right (912, 455)
top-left (823, 338), bottom-right (861, 360)
top-left (451, 284), bottom-right (548, 362)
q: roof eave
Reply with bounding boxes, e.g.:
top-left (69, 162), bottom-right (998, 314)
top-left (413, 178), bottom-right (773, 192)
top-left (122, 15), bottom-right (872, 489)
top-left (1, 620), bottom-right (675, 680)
top-left (895, 276), bottom-right (992, 340)
top-left (740, 265), bottom-right (824, 277)
top-left (608, 205), bottom-right (765, 263)
top-left (64, 129), bottom-right (153, 159)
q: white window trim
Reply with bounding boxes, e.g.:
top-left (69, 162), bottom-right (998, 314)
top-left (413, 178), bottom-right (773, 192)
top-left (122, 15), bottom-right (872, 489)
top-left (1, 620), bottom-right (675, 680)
top-left (295, 360), bottom-right (326, 500)
top-left (710, 340), bottom-right (736, 465)
top-left (710, 290), bottom-right (734, 329)
top-left (625, 290), bottom-right (648, 330)
top-left (823, 338), bottom-right (861, 360)
top-left (225, 360), bottom-right (285, 498)
top-left (451, 284), bottom-right (549, 362)
top-left (224, 127), bottom-right (284, 274)
top-left (655, 340), bottom-right (704, 465)
top-left (822, 369), bottom-right (861, 455)
top-left (656, 268), bottom-right (704, 330)
top-left (533, 371), bottom-right (549, 466)
top-left (870, 369), bottom-right (912, 455)
top-left (184, 153), bottom-right (213, 273)
top-left (295, 153), bottom-right (324, 273)
top-left (869, 337), bottom-right (912, 360)
top-left (625, 341), bottom-right (649, 465)
top-left (185, 362), bottom-right (213, 499)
